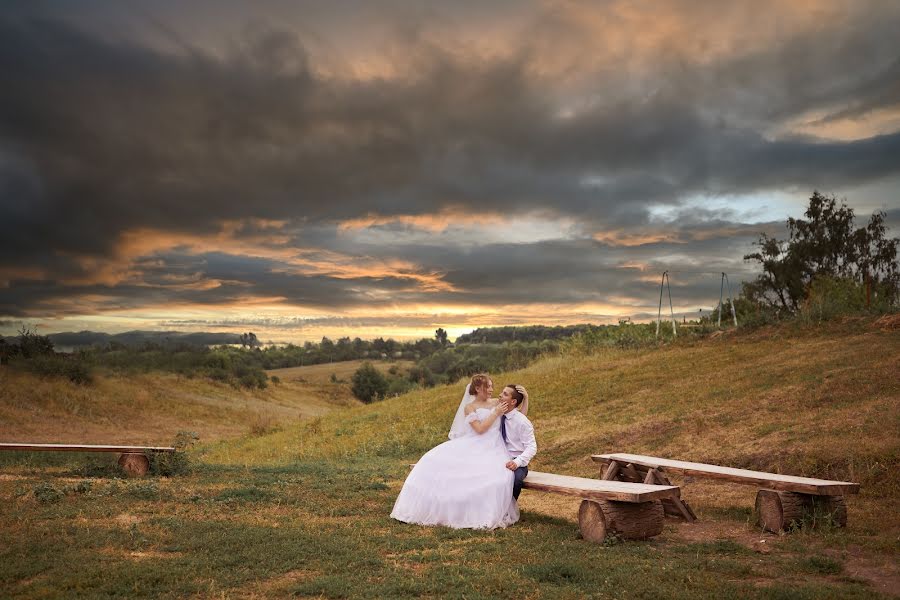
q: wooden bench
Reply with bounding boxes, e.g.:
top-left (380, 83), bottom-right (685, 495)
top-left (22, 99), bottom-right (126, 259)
top-left (522, 470), bottom-right (680, 542)
top-left (591, 453), bottom-right (860, 532)
top-left (0, 443), bottom-right (176, 477)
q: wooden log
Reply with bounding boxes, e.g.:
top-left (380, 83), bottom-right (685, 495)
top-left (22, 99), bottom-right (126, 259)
top-left (647, 468), bottom-right (697, 522)
top-left (811, 495), bottom-right (847, 528)
top-left (577, 500), bottom-right (608, 543)
top-left (618, 463), bottom-right (644, 482)
top-left (118, 453), bottom-right (150, 477)
top-left (578, 499), bottom-right (665, 541)
top-left (755, 489), bottom-right (847, 532)
top-left (601, 461), bottom-right (620, 481)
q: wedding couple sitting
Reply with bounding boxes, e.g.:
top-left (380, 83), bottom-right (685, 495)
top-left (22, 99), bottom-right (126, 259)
top-left (391, 374), bottom-right (537, 529)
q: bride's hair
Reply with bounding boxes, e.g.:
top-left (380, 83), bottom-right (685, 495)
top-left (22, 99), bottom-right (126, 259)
top-left (505, 384), bottom-right (524, 406)
top-left (467, 373), bottom-right (490, 396)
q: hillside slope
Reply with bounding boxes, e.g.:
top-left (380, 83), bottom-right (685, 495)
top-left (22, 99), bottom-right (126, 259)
top-left (2, 318), bottom-right (898, 598)
top-left (0, 369), bottom-right (359, 445)
top-left (210, 319), bottom-right (899, 492)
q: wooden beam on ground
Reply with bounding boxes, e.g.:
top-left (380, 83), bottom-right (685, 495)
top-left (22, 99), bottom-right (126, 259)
top-left (591, 453), bottom-right (859, 495)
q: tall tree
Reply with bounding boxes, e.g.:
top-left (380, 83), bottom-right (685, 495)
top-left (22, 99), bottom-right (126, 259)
top-left (744, 191), bottom-right (899, 312)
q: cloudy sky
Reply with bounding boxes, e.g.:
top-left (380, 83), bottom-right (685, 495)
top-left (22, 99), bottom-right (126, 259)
top-left (2, 0), bottom-right (899, 342)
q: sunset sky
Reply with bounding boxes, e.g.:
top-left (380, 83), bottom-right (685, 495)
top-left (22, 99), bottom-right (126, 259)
top-left (2, 0), bottom-right (899, 342)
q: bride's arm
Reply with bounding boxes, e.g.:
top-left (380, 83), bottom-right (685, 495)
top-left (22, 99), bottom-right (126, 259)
top-left (465, 404), bottom-right (505, 435)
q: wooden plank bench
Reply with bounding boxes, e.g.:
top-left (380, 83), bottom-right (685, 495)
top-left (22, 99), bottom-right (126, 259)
top-left (521, 470), bottom-right (680, 542)
top-left (0, 443), bottom-right (176, 477)
top-left (591, 453), bottom-right (860, 532)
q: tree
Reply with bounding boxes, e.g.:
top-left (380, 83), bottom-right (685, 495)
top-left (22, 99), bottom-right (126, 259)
top-left (16, 326), bottom-right (55, 358)
top-left (744, 191), bottom-right (899, 312)
top-left (435, 327), bottom-right (449, 347)
top-left (239, 332), bottom-right (260, 348)
top-left (351, 362), bottom-right (388, 403)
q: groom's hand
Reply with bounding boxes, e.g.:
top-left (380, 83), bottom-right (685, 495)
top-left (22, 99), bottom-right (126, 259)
top-left (515, 385), bottom-right (528, 405)
top-left (505, 461), bottom-right (517, 470)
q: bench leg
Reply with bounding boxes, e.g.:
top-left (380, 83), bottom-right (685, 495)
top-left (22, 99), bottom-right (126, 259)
top-left (645, 468), bottom-right (697, 522)
top-left (578, 499), bottom-right (665, 542)
top-left (118, 452), bottom-right (150, 477)
top-left (755, 489), bottom-right (847, 533)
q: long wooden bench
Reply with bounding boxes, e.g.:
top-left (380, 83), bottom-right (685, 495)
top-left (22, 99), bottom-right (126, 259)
top-left (0, 443), bottom-right (176, 477)
top-left (522, 470), bottom-right (680, 542)
top-left (591, 453), bottom-right (860, 532)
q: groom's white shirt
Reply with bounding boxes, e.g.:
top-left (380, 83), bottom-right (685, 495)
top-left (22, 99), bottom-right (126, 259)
top-left (503, 409), bottom-right (537, 468)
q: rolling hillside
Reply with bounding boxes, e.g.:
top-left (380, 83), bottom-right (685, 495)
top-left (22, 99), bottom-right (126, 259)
top-left (1, 318), bottom-right (898, 598)
top-left (210, 319), bottom-right (900, 489)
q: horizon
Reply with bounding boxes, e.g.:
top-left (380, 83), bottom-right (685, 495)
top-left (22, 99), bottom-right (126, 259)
top-left (2, 1), bottom-right (899, 342)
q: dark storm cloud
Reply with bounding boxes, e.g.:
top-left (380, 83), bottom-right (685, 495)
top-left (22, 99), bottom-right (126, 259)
top-left (1, 2), bottom-right (899, 320)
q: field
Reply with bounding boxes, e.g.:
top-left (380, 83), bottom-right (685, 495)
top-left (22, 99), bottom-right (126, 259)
top-left (0, 319), bottom-right (898, 598)
top-left (267, 359), bottom-right (414, 385)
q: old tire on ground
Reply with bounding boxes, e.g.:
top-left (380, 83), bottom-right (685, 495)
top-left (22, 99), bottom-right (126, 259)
top-left (118, 452), bottom-right (150, 477)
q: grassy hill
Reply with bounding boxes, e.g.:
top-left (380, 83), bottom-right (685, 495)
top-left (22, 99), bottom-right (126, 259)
top-left (1, 318), bottom-right (898, 598)
top-left (267, 359), bottom-right (414, 385)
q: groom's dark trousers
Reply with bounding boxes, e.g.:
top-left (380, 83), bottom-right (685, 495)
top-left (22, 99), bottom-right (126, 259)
top-left (513, 466), bottom-right (528, 500)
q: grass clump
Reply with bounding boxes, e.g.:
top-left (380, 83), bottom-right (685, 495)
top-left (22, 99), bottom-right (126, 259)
top-left (32, 480), bottom-right (93, 503)
top-left (148, 431), bottom-right (198, 476)
top-left (797, 555), bottom-right (844, 575)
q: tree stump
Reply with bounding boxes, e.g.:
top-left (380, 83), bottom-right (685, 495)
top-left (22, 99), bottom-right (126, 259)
top-left (578, 499), bottom-right (664, 542)
top-left (755, 489), bottom-right (847, 532)
top-left (118, 452), bottom-right (150, 477)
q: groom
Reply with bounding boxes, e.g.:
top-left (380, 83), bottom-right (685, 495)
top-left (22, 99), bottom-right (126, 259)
top-left (500, 384), bottom-right (537, 500)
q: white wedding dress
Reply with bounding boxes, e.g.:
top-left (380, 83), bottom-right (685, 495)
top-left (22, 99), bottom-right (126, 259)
top-left (391, 407), bottom-right (519, 529)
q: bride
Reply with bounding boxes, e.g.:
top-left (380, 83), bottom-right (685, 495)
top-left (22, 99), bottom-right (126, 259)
top-left (390, 373), bottom-right (519, 529)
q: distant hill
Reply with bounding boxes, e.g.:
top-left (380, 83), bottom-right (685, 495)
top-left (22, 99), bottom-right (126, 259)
top-left (2, 330), bottom-right (242, 349)
top-left (455, 324), bottom-right (596, 344)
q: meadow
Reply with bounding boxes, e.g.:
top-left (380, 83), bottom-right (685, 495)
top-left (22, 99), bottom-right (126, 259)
top-left (0, 318), bottom-right (898, 598)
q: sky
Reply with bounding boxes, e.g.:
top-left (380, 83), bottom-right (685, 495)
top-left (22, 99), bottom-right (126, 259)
top-left (1, 0), bottom-right (899, 342)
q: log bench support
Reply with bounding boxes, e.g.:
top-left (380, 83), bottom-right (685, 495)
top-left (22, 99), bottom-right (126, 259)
top-left (117, 452), bottom-right (151, 477)
top-left (597, 458), bottom-right (697, 522)
top-left (578, 499), bottom-right (665, 542)
top-left (754, 489), bottom-right (848, 533)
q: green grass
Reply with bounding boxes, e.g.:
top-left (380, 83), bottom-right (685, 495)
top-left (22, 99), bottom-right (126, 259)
top-left (1, 318), bottom-right (898, 598)
top-left (0, 458), bottom-right (882, 599)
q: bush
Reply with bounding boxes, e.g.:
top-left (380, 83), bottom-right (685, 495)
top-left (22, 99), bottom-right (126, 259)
top-left (351, 362), bottom-right (388, 403)
top-left (148, 431), bottom-right (198, 476)
top-left (386, 377), bottom-right (416, 397)
top-left (17, 354), bottom-right (94, 384)
top-left (802, 275), bottom-right (893, 322)
top-left (407, 365), bottom-right (437, 387)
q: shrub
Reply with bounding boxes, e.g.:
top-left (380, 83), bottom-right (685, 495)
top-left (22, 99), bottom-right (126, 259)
top-left (17, 355), bottom-right (94, 384)
top-left (148, 431), bottom-right (198, 476)
top-left (386, 377), bottom-right (415, 397)
top-left (802, 275), bottom-right (893, 322)
top-left (407, 365), bottom-right (437, 387)
top-left (351, 362), bottom-right (388, 403)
